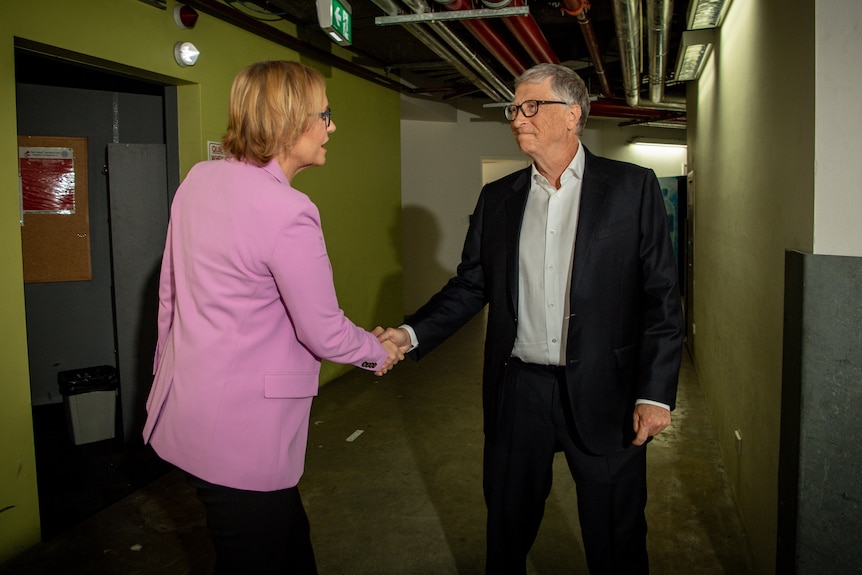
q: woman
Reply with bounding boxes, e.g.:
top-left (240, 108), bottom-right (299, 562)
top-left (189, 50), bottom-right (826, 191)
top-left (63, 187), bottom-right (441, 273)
top-left (142, 60), bottom-right (401, 574)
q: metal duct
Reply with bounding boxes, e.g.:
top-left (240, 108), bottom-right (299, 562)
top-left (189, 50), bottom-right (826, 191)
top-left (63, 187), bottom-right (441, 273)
top-left (611, 0), bottom-right (642, 107)
top-left (647, 0), bottom-right (674, 103)
top-left (397, 0), bottom-right (514, 100)
top-left (434, 0), bottom-right (528, 77)
top-left (612, 0), bottom-right (685, 111)
top-left (372, 0), bottom-right (509, 101)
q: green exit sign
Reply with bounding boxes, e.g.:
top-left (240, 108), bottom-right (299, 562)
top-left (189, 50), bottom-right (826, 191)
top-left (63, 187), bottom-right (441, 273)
top-left (316, 0), bottom-right (352, 46)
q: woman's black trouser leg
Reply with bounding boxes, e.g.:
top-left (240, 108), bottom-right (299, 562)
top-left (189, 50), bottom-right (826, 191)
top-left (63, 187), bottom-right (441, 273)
top-left (188, 475), bottom-right (318, 575)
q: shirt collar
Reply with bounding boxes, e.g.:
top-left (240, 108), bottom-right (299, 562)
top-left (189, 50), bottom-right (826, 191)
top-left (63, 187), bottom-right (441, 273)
top-left (530, 143), bottom-right (585, 188)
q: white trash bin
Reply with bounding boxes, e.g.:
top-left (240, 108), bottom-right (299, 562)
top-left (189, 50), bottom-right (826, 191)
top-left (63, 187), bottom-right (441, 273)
top-left (57, 366), bottom-right (118, 445)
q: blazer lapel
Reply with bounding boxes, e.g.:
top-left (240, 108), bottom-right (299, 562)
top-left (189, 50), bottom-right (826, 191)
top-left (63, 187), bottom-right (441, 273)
top-left (505, 169), bottom-right (531, 317)
top-left (571, 150), bottom-right (609, 295)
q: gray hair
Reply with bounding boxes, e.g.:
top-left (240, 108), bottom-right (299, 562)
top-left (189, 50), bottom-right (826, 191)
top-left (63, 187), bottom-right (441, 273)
top-left (514, 63), bottom-right (591, 135)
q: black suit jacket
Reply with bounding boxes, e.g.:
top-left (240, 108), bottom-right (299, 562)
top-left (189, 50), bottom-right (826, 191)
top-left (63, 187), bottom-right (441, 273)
top-left (407, 146), bottom-right (684, 455)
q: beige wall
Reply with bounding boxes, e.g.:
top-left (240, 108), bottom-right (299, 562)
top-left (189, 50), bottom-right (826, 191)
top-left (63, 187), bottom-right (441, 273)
top-left (813, 0), bottom-right (862, 256)
top-left (1, 0), bottom-right (401, 560)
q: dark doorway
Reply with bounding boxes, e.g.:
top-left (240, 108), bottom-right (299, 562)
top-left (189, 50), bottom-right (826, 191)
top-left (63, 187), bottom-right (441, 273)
top-left (16, 45), bottom-right (179, 541)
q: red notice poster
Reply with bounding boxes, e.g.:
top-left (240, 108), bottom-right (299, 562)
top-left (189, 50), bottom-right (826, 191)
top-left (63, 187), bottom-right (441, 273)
top-left (19, 147), bottom-right (76, 214)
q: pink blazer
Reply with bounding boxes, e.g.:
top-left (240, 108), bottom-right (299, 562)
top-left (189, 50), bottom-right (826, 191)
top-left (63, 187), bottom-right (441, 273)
top-left (142, 158), bottom-right (389, 491)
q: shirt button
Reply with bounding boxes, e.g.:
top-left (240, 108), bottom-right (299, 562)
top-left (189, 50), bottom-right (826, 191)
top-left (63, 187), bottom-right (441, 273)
top-left (551, 338), bottom-right (557, 344)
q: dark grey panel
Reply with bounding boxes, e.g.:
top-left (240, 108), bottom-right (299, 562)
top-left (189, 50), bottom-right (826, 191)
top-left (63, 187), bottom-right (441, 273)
top-left (779, 251), bottom-right (862, 574)
top-left (107, 143), bottom-right (169, 442)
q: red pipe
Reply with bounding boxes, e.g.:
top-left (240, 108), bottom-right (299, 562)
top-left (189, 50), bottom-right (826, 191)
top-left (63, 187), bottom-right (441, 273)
top-left (562, 0), bottom-right (614, 97)
top-left (436, 0), bottom-right (528, 77)
top-left (589, 98), bottom-right (684, 122)
top-left (499, 0), bottom-right (559, 65)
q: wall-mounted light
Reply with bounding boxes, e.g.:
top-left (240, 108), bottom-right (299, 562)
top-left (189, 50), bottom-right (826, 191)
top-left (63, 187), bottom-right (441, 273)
top-left (174, 41), bottom-right (200, 67)
top-left (674, 29), bottom-right (714, 82)
top-left (687, 0), bottom-right (733, 30)
top-left (174, 4), bottom-right (199, 29)
top-left (316, 0), bottom-right (352, 46)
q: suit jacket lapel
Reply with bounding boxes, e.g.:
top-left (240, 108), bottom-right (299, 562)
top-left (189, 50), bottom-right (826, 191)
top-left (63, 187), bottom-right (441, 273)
top-left (505, 169), bottom-right (531, 317)
top-left (571, 149), bottom-right (609, 295)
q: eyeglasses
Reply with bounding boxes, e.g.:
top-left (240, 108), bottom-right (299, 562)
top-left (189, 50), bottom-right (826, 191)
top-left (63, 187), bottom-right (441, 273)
top-left (503, 100), bottom-right (569, 121)
top-left (319, 107), bottom-right (332, 128)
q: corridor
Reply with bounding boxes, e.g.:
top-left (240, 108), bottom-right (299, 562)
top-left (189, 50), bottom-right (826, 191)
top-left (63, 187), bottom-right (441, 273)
top-left (1, 312), bottom-right (754, 574)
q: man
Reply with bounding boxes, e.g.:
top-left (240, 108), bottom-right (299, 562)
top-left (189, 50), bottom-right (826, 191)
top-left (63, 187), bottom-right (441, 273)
top-left (380, 63), bottom-right (683, 574)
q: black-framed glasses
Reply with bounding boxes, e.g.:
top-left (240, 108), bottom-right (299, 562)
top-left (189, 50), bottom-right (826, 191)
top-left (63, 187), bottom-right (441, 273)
top-left (319, 107), bottom-right (332, 128)
top-left (504, 100), bottom-right (569, 121)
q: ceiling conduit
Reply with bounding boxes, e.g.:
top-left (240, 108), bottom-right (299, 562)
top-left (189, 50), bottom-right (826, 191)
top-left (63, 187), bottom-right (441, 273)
top-left (482, 0), bottom-right (559, 67)
top-left (373, 0), bottom-right (510, 101)
top-left (422, 21), bottom-right (515, 100)
top-left (561, 0), bottom-right (613, 98)
top-left (647, 0), bottom-right (673, 103)
top-left (611, 0), bottom-right (642, 107)
top-left (612, 0), bottom-right (685, 111)
top-left (433, 0), bottom-right (529, 77)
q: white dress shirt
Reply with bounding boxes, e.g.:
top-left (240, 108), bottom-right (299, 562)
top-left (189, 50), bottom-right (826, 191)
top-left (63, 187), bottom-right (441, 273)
top-left (511, 144), bottom-right (584, 366)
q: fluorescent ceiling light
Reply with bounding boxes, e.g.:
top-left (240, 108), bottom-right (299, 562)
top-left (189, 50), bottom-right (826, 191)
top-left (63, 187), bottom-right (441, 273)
top-left (687, 0), bottom-right (732, 29)
top-left (628, 136), bottom-right (687, 148)
top-left (674, 29), bottom-right (714, 82)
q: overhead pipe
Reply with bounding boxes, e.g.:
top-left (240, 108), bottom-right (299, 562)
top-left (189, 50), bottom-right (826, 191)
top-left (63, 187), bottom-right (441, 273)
top-left (590, 98), bottom-right (684, 122)
top-left (421, 20), bottom-right (515, 100)
top-left (611, 0), bottom-right (685, 111)
top-left (561, 0), bottom-right (613, 98)
top-left (646, 0), bottom-right (674, 103)
top-left (372, 0), bottom-right (509, 101)
top-left (611, 0), bottom-right (642, 107)
top-left (433, 0), bottom-right (528, 78)
top-left (482, 0), bottom-right (559, 66)
top-left (398, 0), bottom-right (514, 100)
top-left (403, 22), bottom-right (507, 100)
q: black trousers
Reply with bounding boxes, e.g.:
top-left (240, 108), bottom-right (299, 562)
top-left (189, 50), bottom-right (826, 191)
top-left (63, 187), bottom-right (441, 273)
top-left (187, 474), bottom-right (318, 575)
top-left (483, 358), bottom-right (649, 575)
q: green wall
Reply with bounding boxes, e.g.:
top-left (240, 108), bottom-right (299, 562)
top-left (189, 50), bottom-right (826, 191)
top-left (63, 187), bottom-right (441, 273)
top-left (1, 0), bottom-right (402, 560)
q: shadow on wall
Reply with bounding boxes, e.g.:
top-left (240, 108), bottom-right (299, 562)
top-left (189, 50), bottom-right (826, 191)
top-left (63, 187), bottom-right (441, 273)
top-left (401, 205), bottom-right (456, 315)
top-left (372, 203), bottom-right (407, 329)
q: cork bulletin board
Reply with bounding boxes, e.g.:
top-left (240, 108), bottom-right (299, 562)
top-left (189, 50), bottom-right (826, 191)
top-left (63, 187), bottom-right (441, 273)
top-left (18, 135), bottom-right (91, 283)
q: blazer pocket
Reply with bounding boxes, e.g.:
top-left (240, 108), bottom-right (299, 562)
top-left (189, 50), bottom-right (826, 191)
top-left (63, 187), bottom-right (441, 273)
top-left (264, 372), bottom-right (319, 399)
top-left (595, 216), bottom-right (635, 239)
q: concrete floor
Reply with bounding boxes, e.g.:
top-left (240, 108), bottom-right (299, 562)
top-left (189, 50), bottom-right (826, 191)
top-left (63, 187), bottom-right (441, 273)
top-left (1, 312), bottom-right (755, 574)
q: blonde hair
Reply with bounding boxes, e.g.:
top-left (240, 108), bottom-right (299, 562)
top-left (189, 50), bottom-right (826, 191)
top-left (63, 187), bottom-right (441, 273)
top-left (222, 60), bottom-right (326, 165)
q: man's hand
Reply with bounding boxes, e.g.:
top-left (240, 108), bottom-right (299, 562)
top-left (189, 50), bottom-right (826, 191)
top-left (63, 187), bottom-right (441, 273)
top-left (632, 403), bottom-right (671, 446)
top-left (376, 326), bottom-right (413, 354)
top-left (371, 326), bottom-right (408, 376)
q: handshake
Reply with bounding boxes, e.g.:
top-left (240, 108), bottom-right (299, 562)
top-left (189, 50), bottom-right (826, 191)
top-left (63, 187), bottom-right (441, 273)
top-left (371, 326), bottom-right (412, 376)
